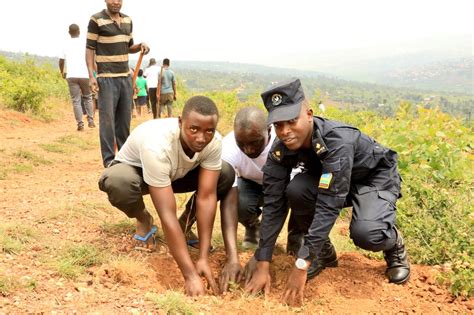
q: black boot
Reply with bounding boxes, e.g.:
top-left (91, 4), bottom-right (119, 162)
top-left (384, 227), bottom-right (410, 284)
top-left (307, 239), bottom-right (338, 280)
top-left (242, 220), bottom-right (260, 249)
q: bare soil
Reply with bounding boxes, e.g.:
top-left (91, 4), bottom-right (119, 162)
top-left (0, 107), bottom-right (472, 314)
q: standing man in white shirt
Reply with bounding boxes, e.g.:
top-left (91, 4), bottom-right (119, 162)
top-left (144, 58), bottom-right (160, 118)
top-left (59, 24), bottom-right (95, 131)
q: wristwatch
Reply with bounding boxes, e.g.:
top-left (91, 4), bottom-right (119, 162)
top-left (295, 258), bottom-right (310, 270)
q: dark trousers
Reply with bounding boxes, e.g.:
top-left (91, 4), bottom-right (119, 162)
top-left (286, 172), bottom-right (398, 252)
top-left (148, 88), bottom-right (158, 118)
top-left (97, 76), bottom-right (133, 167)
top-left (98, 161), bottom-right (235, 220)
top-left (237, 177), bottom-right (301, 239)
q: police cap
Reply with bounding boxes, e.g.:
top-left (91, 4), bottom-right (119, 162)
top-left (261, 78), bottom-right (305, 125)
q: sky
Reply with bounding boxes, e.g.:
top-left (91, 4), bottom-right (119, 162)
top-left (1, 0), bottom-right (472, 66)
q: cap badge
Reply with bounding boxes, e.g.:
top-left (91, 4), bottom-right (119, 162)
top-left (271, 94), bottom-right (283, 106)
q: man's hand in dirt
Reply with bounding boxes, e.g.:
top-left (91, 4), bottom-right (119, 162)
top-left (219, 260), bottom-right (242, 293)
top-left (195, 258), bottom-right (220, 295)
top-left (242, 256), bottom-right (258, 285)
top-left (89, 77), bottom-right (99, 94)
top-left (282, 267), bottom-right (307, 307)
top-left (184, 274), bottom-right (206, 297)
top-left (244, 260), bottom-right (271, 295)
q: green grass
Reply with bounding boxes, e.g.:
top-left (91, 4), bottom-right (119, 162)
top-left (0, 224), bottom-right (37, 254)
top-left (55, 244), bottom-right (105, 279)
top-left (146, 291), bottom-right (197, 314)
top-left (101, 219), bottom-right (136, 236)
top-left (13, 149), bottom-right (51, 165)
top-left (0, 276), bottom-right (19, 296)
top-left (39, 143), bottom-right (67, 153)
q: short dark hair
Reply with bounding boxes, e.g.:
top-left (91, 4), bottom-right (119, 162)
top-left (182, 96), bottom-right (219, 120)
top-left (138, 69), bottom-right (143, 77)
top-left (68, 24), bottom-right (79, 36)
top-left (163, 58), bottom-right (170, 66)
top-left (234, 106), bottom-right (266, 131)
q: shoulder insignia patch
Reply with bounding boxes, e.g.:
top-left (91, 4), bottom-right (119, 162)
top-left (271, 150), bottom-right (281, 161)
top-left (318, 173), bottom-right (333, 189)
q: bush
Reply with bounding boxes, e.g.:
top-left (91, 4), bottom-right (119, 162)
top-left (322, 101), bottom-right (473, 297)
top-left (0, 56), bottom-right (68, 115)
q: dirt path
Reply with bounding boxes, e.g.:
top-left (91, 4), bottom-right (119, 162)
top-left (0, 107), bottom-right (472, 313)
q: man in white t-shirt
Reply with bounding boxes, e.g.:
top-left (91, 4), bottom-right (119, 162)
top-left (144, 58), bottom-right (160, 116)
top-left (98, 96), bottom-right (234, 297)
top-left (59, 24), bottom-right (95, 131)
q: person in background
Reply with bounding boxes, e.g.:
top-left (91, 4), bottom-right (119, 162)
top-left (86, 0), bottom-right (149, 167)
top-left (144, 58), bottom-right (160, 118)
top-left (135, 69), bottom-right (147, 117)
top-left (157, 58), bottom-right (177, 118)
top-left (59, 23), bottom-right (95, 131)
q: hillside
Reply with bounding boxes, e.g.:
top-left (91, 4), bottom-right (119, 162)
top-left (0, 107), bottom-right (472, 313)
top-left (1, 50), bottom-right (472, 120)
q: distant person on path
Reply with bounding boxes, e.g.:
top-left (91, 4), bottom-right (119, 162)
top-left (157, 58), bottom-right (177, 118)
top-left (59, 24), bottom-right (95, 131)
top-left (244, 78), bottom-right (410, 306)
top-left (144, 58), bottom-right (160, 118)
top-left (98, 96), bottom-right (234, 296)
top-left (86, 0), bottom-right (150, 167)
top-left (135, 69), bottom-right (147, 117)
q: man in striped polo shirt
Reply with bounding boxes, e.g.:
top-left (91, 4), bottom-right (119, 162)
top-left (86, 0), bottom-right (150, 167)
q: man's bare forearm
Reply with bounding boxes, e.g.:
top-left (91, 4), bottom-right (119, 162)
top-left (195, 194), bottom-right (217, 260)
top-left (85, 49), bottom-right (96, 79)
top-left (220, 187), bottom-right (239, 262)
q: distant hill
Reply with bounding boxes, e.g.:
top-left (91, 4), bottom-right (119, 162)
top-left (380, 57), bottom-right (473, 94)
top-left (260, 35), bottom-right (473, 94)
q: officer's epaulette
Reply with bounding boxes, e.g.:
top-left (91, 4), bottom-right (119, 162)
top-left (312, 127), bottom-right (329, 159)
top-left (269, 139), bottom-right (296, 162)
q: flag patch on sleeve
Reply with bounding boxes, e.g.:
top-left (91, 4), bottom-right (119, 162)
top-left (318, 173), bottom-right (333, 189)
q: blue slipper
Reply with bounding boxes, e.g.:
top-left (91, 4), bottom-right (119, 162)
top-left (134, 225), bottom-right (158, 243)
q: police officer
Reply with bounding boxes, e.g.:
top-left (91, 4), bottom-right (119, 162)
top-left (244, 78), bottom-right (410, 306)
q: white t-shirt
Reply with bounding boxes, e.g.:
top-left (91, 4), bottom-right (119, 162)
top-left (115, 118), bottom-right (222, 187)
top-left (144, 64), bottom-right (160, 88)
top-left (222, 127), bottom-right (276, 187)
top-left (61, 36), bottom-right (89, 79)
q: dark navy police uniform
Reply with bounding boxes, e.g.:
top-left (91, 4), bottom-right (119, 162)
top-left (253, 78), bottom-right (409, 284)
top-left (255, 116), bottom-right (401, 262)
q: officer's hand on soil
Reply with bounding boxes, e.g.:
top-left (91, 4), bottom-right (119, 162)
top-left (243, 256), bottom-right (258, 285)
top-left (195, 258), bottom-right (220, 295)
top-left (244, 261), bottom-right (271, 295)
top-left (219, 260), bottom-right (242, 293)
top-left (184, 274), bottom-right (206, 297)
top-left (282, 267), bottom-right (307, 307)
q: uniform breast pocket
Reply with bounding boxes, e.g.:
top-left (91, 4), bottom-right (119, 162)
top-left (320, 158), bottom-right (348, 196)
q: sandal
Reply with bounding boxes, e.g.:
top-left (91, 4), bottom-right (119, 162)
top-left (133, 225), bottom-right (158, 252)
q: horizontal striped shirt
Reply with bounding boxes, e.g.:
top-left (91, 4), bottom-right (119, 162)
top-left (87, 9), bottom-right (133, 77)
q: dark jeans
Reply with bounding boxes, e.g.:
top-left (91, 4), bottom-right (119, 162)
top-left (98, 161), bottom-right (235, 219)
top-left (286, 172), bottom-right (398, 252)
top-left (97, 76), bottom-right (133, 167)
top-left (238, 177), bottom-right (301, 239)
top-left (148, 87), bottom-right (158, 118)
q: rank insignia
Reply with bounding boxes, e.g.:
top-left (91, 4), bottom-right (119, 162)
top-left (272, 150), bottom-right (281, 161)
top-left (318, 173), bottom-right (333, 189)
